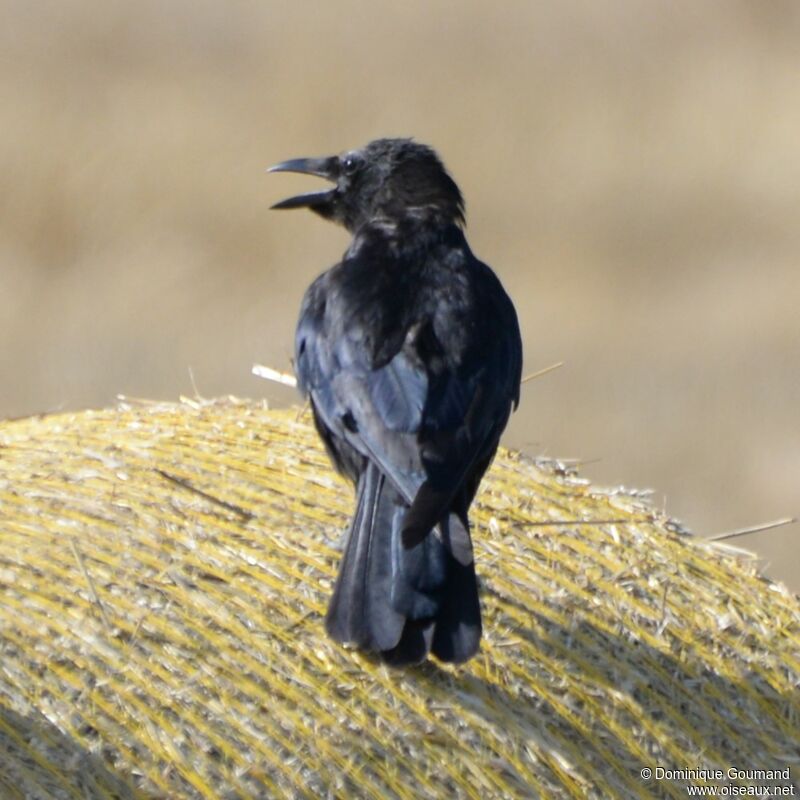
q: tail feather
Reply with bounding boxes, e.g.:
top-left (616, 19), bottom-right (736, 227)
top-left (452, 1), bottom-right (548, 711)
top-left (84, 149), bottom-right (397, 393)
top-left (325, 462), bottom-right (481, 666)
top-left (325, 465), bottom-right (405, 652)
top-left (431, 557), bottom-right (481, 663)
top-left (391, 521), bottom-right (446, 618)
top-left (382, 619), bottom-right (435, 667)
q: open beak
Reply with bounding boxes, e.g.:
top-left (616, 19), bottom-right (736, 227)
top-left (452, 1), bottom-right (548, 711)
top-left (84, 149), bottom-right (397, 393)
top-left (268, 156), bottom-right (339, 210)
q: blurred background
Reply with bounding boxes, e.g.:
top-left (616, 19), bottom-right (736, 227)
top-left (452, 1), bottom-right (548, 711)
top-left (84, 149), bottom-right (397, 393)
top-left (2, 1), bottom-right (798, 589)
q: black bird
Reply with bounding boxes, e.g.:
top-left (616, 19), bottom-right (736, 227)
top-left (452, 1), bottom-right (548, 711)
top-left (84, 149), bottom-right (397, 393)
top-left (270, 138), bottom-right (522, 665)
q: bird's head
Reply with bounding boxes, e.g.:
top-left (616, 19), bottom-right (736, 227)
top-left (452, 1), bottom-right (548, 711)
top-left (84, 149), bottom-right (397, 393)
top-left (269, 138), bottom-right (464, 232)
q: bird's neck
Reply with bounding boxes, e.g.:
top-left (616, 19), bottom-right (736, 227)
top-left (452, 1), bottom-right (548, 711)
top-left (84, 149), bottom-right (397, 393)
top-left (350, 216), bottom-right (465, 256)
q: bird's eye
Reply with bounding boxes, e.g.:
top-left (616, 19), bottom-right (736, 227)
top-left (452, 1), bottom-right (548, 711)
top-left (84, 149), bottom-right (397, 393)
top-left (342, 154), bottom-right (360, 175)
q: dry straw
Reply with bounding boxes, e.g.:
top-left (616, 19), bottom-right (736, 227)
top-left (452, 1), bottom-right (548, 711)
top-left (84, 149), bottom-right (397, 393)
top-left (0, 398), bottom-right (797, 798)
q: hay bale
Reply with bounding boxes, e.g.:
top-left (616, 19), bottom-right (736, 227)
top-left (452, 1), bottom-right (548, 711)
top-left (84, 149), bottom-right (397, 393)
top-left (0, 398), bottom-right (797, 798)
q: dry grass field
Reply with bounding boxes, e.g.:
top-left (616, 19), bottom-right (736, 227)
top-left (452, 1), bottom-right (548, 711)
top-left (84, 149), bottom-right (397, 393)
top-left (1, 1), bottom-right (798, 588)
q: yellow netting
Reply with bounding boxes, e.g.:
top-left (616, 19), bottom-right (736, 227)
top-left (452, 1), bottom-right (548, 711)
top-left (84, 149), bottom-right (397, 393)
top-left (0, 398), bottom-right (798, 798)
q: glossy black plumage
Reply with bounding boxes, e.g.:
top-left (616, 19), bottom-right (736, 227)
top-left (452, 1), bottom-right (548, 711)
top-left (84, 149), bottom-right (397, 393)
top-left (270, 138), bottom-right (522, 665)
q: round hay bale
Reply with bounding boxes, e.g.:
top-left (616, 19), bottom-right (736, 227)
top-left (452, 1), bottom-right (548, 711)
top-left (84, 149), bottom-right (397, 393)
top-left (0, 398), bottom-right (798, 798)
